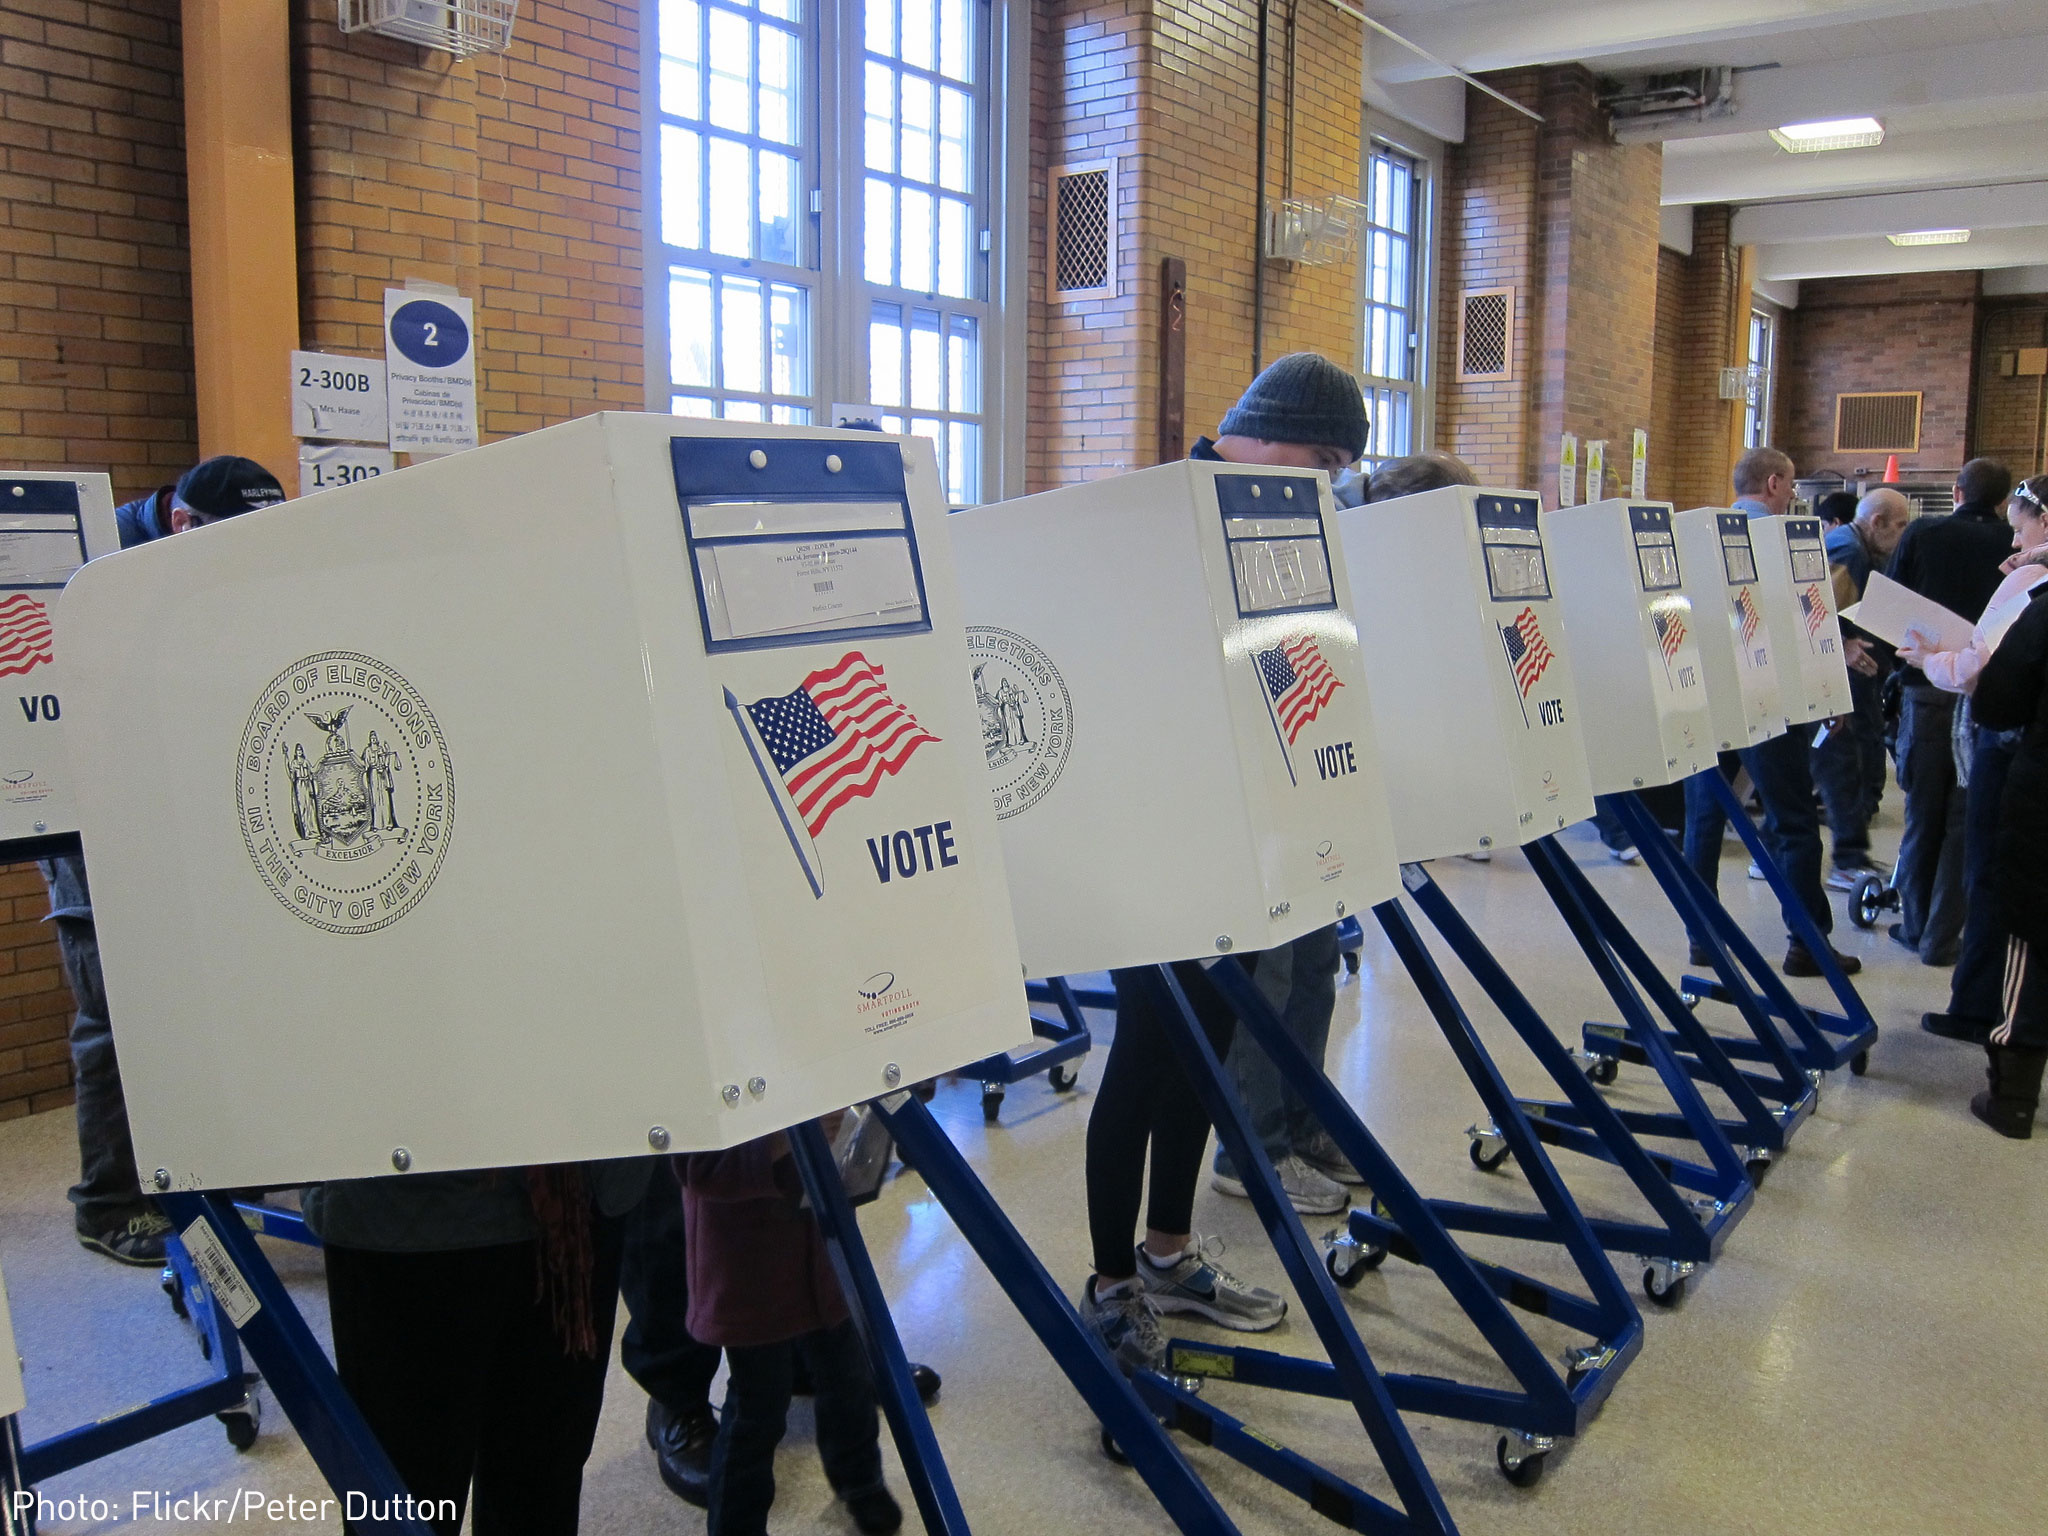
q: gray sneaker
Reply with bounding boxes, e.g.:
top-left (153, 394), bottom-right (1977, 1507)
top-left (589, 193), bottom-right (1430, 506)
top-left (1294, 1128), bottom-right (1367, 1186)
top-left (1134, 1239), bottom-right (1286, 1332)
top-left (1210, 1153), bottom-right (1349, 1215)
top-left (1083, 1275), bottom-right (1166, 1374)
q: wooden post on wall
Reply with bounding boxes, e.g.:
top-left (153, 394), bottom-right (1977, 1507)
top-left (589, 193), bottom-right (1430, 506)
top-left (182, 0), bottom-right (300, 486)
top-left (1158, 257), bottom-right (1187, 463)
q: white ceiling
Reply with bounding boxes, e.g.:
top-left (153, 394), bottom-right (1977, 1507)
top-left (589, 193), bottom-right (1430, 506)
top-left (1362, 0), bottom-right (2048, 287)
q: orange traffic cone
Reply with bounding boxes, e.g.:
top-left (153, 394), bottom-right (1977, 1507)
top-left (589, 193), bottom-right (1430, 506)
top-left (1884, 454), bottom-right (1900, 484)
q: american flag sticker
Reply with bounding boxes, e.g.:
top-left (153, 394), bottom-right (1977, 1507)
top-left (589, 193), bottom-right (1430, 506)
top-left (0, 593), bottom-right (53, 679)
top-left (725, 651), bottom-right (940, 899)
top-left (1799, 583), bottom-right (1829, 639)
top-left (1254, 635), bottom-right (1343, 745)
top-left (1653, 606), bottom-right (1687, 664)
top-left (1500, 606), bottom-right (1555, 699)
top-left (1734, 586), bottom-right (1762, 644)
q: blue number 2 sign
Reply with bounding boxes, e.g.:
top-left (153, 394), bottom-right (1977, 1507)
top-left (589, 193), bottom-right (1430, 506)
top-left (388, 299), bottom-right (471, 369)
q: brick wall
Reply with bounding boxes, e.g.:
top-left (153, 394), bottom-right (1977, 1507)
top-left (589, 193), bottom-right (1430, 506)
top-left (1434, 67), bottom-right (1660, 501)
top-left (1974, 298), bottom-right (2048, 478)
top-left (0, 864), bottom-right (70, 1122)
top-left (0, 0), bottom-right (195, 504)
top-left (292, 0), bottom-right (643, 440)
top-left (1779, 270), bottom-right (1979, 482)
top-left (1027, 0), bottom-right (1361, 491)
top-left (1654, 204), bottom-right (1750, 510)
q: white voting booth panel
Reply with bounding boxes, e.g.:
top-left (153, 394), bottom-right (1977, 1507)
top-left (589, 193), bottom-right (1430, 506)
top-left (60, 415), bottom-right (1028, 1190)
top-left (948, 460), bottom-right (1399, 978)
top-left (1750, 514), bottom-right (1851, 725)
top-left (1546, 500), bottom-right (1715, 793)
top-left (0, 473), bottom-right (117, 848)
top-left (1335, 486), bottom-right (1595, 860)
top-left (0, 1259), bottom-right (22, 1421)
top-left (1673, 507), bottom-right (1788, 750)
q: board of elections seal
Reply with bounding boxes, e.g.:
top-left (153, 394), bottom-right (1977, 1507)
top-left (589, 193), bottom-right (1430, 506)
top-left (965, 626), bottom-right (1071, 821)
top-left (237, 652), bottom-right (454, 935)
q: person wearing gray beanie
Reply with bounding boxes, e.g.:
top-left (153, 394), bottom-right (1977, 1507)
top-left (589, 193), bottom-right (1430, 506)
top-left (1192, 352), bottom-right (1369, 473)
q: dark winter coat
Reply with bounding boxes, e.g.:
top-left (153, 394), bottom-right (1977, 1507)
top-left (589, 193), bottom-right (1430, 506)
top-left (1970, 586), bottom-right (2048, 947)
top-left (679, 1134), bottom-right (849, 1349)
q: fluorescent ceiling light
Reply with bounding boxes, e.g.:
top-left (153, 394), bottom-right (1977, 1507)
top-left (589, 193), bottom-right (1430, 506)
top-left (1887, 229), bottom-right (1971, 246)
top-left (1769, 117), bottom-right (1885, 152)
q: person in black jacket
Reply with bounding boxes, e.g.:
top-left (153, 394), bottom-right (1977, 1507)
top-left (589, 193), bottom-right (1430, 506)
top-left (1884, 457), bottom-right (2016, 965)
top-left (1959, 584), bottom-right (2048, 1136)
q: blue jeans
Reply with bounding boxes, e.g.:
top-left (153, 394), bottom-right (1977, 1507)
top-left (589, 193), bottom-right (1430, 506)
top-left (708, 1319), bottom-right (883, 1536)
top-left (1951, 727), bottom-right (2020, 1023)
top-left (1212, 926), bottom-right (1339, 1179)
top-left (1682, 731), bottom-right (1831, 948)
top-left (1894, 687), bottom-right (1967, 961)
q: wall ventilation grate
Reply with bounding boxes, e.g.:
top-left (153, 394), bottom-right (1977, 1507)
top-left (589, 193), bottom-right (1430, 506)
top-left (1049, 162), bottom-right (1115, 301)
top-left (1457, 288), bottom-right (1513, 381)
top-left (1833, 391), bottom-right (1922, 454)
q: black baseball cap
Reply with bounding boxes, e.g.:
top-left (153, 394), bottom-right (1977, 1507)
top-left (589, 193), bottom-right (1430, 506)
top-left (174, 456), bottom-right (285, 519)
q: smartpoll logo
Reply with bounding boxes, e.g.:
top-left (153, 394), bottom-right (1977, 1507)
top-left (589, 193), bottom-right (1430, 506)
top-left (855, 967), bottom-right (920, 1034)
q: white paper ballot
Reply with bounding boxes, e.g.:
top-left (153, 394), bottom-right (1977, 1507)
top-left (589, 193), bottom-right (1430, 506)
top-left (1840, 572), bottom-right (1976, 654)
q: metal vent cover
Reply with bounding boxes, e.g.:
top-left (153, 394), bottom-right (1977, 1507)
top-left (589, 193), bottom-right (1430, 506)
top-left (1049, 162), bottom-right (1115, 301)
top-left (1833, 392), bottom-right (1921, 454)
top-left (1458, 288), bottom-right (1513, 381)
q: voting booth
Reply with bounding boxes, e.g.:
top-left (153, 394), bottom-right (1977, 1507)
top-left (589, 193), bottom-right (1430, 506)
top-left (59, 415), bottom-right (1028, 1191)
top-left (1334, 486), bottom-right (1594, 860)
top-left (1749, 514), bottom-right (1851, 724)
top-left (1546, 499), bottom-right (1715, 792)
top-left (946, 460), bottom-right (1399, 978)
top-left (1673, 507), bottom-right (1787, 750)
top-left (0, 473), bottom-right (118, 853)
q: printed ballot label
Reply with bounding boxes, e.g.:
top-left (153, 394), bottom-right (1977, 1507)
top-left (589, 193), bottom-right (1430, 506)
top-left (714, 538), bottom-right (923, 640)
top-left (292, 350), bottom-right (389, 443)
top-left (180, 1217), bottom-right (262, 1328)
top-left (0, 513), bottom-right (85, 589)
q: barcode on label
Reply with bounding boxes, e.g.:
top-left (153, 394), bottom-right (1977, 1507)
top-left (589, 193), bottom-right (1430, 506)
top-left (813, 580), bottom-right (835, 593)
top-left (180, 1216), bottom-right (262, 1328)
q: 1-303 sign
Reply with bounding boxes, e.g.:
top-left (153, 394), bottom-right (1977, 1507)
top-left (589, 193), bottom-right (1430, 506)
top-left (298, 445), bottom-right (397, 499)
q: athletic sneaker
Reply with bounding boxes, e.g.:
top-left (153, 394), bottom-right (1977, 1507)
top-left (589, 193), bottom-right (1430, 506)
top-left (1083, 1275), bottom-right (1167, 1375)
top-left (1747, 861), bottom-right (1766, 880)
top-left (1294, 1128), bottom-right (1367, 1186)
top-left (1608, 846), bottom-right (1641, 865)
top-left (1135, 1239), bottom-right (1287, 1332)
top-left (78, 1208), bottom-right (173, 1267)
top-left (1211, 1153), bottom-right (1348, 1215)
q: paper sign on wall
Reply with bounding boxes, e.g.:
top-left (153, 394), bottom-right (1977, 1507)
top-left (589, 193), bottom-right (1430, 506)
top-left (1559, 434), bottom-right (1578, 508)
top-left (299, 443), bottom-right (398, 499)
top-left (1585, 440), bottom-right (1606, 504)
top-left (291, 351), bottom-right (388, 442)
top-left (1631, 430), bottom-right (1648, 498)
top-left (384, 289), bottom-right (478, 455)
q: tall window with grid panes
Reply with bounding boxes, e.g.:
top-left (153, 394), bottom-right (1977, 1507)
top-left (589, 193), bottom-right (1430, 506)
top-left (1745, 309), bottom-right (1777, 450)
top-left (652, 0), bottom-right (998, 504)
top-left (1359, 142), bottom-right (1426, 470)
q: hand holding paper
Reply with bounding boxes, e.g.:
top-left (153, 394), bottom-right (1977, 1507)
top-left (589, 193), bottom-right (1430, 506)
top-left (1837, 572), bottom-right (1977, 657)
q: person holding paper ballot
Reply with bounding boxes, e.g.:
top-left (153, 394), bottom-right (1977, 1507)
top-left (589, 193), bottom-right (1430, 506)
top-left (1084, 354), bottom-right (1369, 1372)
top-left (1816, 489), bottom-right (1911, 888)
top-left (1897, 475), bottom-right (2048, 1045)
top-left (1682, 448), bottom-right (1861, 978)
top-left (1884, 458), bottom-right (2017, 967)
top-left (1949, 572), bottom-right (2048, 1135)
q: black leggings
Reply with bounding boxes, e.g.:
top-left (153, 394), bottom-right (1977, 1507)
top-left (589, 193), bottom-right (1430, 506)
top-left (1086, 959), bottom-right (1252, 1279)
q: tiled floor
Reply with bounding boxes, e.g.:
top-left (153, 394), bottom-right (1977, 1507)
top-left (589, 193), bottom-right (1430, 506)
top-left (9, 814), bottom-right (2046, 1534)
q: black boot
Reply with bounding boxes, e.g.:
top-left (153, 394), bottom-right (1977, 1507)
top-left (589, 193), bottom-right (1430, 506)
top-left (646, 1397), bottom-right (717, 1507)
top-left (1969, 1045), bottom-right (2048, 1140)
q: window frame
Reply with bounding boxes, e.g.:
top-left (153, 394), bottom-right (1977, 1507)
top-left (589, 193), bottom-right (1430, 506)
top-left (641, 0), bottom-right (1029, 505)
top-left (1356, 114), bottom-right (1440, 471)
top-left (1745, 306), bottom-right (1780, 450)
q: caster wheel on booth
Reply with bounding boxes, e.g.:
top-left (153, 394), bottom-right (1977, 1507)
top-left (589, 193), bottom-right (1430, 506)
top-left (1642, 1267), bottom-right (1687, 1309)
top-left (219, 1395), bottom-right (261, 1452)
top-left (1101, 1428), bottom-right (1129, 1466)
top-left (1325, 1242), bottom-right (1385, 1289)
top-left (160, 1266), bottom-right (188, 1321)
top-left (1850, 875), bottom-right (1886, 930)
top-left (1850, 1048), bottom-right (1870, 1077)
top-left (1469, 1138), bottom-right (1511, 1173)
top-left (1049, 1063), bottom-right (1080, 1093)
top-left (1496, 1436), bottom-right (1546, 1488)
top-left (981, 1084), bottom-right (1004, 1122)
top-left (1586, 1054), bottom-right (1619, 1087)
top-left (1343, 950), bottom-right (1361, 976)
